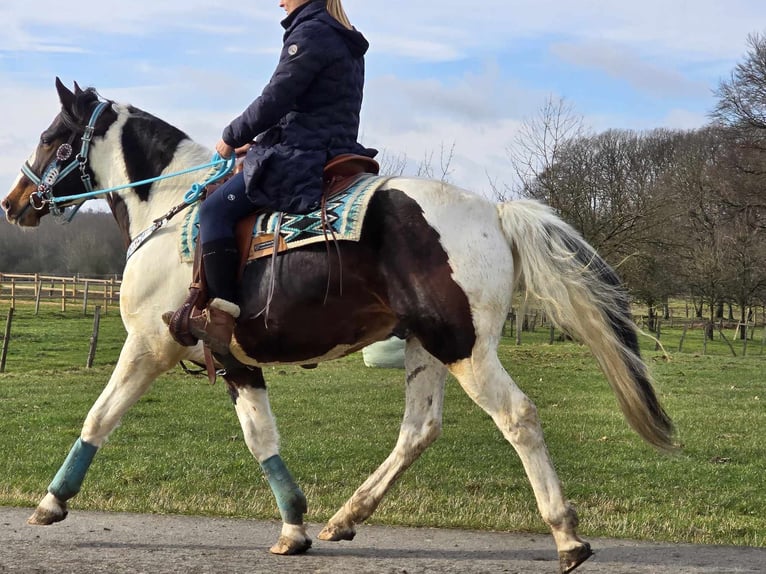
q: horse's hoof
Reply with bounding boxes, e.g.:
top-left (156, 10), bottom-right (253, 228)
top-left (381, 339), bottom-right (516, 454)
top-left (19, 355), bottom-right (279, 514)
top-left (559, 542), bottom-right (593, 574)
top-left (27, 502), bottom-right (68, 526)
top-left (269, 535), bottom-right (312, 555)
top-left (318, 525), bottom-right (356, 542)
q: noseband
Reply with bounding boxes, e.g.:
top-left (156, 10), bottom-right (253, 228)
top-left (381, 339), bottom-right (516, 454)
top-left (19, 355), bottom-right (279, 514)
top-left (20, 101), bottom-right (109, 218)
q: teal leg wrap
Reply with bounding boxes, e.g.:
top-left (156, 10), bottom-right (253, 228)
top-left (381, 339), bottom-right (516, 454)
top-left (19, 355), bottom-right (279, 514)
top-left (48, 438), bottom-right (98, 501)
top-left (260, 455), bottom-right (307, 525)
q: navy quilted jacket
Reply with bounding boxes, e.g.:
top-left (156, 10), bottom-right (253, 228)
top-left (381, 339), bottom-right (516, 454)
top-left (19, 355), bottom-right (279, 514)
top-left (222, 0), bottom-right (376, 213)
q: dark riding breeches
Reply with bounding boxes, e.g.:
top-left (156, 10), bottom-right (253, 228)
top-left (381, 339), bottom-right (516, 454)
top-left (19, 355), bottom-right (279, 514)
top-left (199, 171), bottom-right (258, 243)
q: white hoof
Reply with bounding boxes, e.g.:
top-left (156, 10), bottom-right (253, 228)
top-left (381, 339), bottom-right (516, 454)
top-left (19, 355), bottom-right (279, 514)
top-left (269, 523), bottom-right (312, 555)
top-left (27, 493), bottom-right (68, 525)
top-left (318, 523), bottom-right (356, 542)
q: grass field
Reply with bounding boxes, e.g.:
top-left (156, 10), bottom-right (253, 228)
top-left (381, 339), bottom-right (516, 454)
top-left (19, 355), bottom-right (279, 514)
top-left (0, 303), bottom-right (764, 547)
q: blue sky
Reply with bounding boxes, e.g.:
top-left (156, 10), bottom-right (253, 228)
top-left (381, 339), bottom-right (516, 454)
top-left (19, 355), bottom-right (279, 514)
top-left (1, 0), bottom-right (765, 199)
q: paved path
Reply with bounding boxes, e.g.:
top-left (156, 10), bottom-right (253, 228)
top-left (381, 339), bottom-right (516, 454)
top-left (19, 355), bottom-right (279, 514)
top-left (1, 507), bottom-right (763, 573)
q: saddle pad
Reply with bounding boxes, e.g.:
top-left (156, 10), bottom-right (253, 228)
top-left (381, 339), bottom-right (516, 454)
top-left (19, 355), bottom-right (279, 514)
top-left (179, 174), bottom-right (389, 263)
top-left (180, 205), bottom-right (200, 263)
top-left (250, 174), bottom-right (387, 258)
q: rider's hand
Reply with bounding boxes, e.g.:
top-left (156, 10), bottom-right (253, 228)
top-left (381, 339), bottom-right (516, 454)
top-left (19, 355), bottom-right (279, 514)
top-left (234, 142), bottom-right (253, 157)
top-left (215, 139), bottom-right (235, 159)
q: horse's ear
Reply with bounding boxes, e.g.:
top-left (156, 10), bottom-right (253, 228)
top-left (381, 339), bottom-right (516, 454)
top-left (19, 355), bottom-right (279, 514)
top-left (55, 77), bottom-right (76, 112)
top-left (73, 81), bottom-right (83, 95)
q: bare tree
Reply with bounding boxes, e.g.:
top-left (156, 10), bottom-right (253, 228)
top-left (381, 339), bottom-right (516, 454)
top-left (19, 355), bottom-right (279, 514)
top-left (712, 32), bottom-right (766, 218)
top-left (416, 141), bottom-right (456, 182)
top-left (375, 150), bottom-right (409, 176)
top-left (502, 95), bottom-right (585, 201)
top-left (377, 142), bottom-right (456, 183)
top-left (713, 33), bottom-right (766, 141)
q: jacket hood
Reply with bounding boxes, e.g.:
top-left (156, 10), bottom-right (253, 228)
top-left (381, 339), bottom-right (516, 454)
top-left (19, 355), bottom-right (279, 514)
top-left (283, 1), bottom-right (369, 57)
top-left (331, 21), bottom-right (369, 57)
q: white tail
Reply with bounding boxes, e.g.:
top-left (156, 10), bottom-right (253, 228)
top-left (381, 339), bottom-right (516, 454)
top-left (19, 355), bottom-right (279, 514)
top-left (497, 200), bottom-right (674, 450)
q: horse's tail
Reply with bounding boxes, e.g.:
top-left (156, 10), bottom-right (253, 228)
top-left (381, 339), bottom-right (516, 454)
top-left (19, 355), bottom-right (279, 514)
top-left (496, 199), bottom-right (675, 451)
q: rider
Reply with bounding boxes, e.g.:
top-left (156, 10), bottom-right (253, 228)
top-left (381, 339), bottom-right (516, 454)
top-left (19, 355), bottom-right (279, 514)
top-left (177, 0), bottom-right (377, 354)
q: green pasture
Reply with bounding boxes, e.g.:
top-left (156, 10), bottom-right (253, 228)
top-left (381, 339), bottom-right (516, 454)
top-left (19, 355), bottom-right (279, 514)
top-left (0, 303), bottom-right (764, 547)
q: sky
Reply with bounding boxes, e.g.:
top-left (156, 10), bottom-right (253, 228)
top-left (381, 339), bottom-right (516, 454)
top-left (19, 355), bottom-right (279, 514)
top-left (1, 0), bottom-right (764, 201)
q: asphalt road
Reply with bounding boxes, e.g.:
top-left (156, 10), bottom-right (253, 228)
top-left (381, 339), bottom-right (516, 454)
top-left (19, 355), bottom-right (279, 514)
top-left (1, 507), bottom-right (763, 573)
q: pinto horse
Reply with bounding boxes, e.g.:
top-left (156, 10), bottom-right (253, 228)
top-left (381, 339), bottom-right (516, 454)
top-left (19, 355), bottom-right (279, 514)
top-left (2, 79), bottom-right (674, 574)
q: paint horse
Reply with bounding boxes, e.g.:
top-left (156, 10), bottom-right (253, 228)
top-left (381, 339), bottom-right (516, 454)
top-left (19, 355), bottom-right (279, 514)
top-left (2, 79), bottom-right (674, 574)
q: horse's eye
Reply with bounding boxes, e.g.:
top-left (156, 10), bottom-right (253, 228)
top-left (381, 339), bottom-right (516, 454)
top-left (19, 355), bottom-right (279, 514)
top-left (40, 136), bottom-right (51, 147)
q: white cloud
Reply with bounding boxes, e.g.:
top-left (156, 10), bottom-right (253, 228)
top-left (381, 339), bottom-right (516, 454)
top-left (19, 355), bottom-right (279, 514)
top-left (551, 41), bottom-right (710, 98)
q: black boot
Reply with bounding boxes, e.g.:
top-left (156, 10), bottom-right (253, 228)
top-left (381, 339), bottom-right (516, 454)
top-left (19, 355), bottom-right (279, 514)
top-left (201, 238), bottom-right (240, 304)
top-left (193, 238), bottom-right (240, 353)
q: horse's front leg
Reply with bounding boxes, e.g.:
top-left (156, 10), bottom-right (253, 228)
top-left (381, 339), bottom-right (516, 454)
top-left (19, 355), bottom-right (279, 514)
top-left (28, 333), bottom-right (179, 526)
top-left (224, 367), bottom-right (311, 555)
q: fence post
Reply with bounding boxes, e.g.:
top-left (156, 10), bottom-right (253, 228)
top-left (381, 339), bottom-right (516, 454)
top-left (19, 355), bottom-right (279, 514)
top-left (10, 278), bottom-right (16, 309)
top-left (86, 305), bottom-right (101, 368)
top-left (34, 279), bottom-right (42, 315)
top-left (717, 326), bottom-right (737, 357)
top-left (654, 320), bottom-right (662, 351)
top-left (1, 307), bottom-right (14, 373)
top-left (742, 322), bottom-right (748, 357)
top-left (61, 279), bottom-right (66, 312)
top-left (82, 280), bottom-right (90, 316)
top-left (678, 323), bottom-right (692, 353)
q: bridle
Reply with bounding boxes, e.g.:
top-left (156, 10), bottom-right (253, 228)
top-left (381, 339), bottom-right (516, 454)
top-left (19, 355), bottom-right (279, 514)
top-left (21, 101), bottom-right (110, 219)
top-left (16, 96), bottom-right (235, 257)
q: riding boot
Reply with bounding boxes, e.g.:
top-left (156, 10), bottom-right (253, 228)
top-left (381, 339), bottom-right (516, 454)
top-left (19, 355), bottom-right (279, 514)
top-left (165, 238), bottom-right (240, 353)
top-left (191, 238), bottom-right (240, 354)
top-left (201, 238), bottom-right (240, 304)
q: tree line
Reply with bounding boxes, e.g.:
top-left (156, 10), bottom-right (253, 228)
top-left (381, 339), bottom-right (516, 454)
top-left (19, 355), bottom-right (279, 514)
top-left (0, 211), bottom-right (125, 277)
top-left (503, 33), bottom-right (766, 335)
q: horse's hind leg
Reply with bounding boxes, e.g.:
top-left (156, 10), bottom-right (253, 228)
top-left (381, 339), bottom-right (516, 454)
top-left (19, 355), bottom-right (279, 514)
top-left (28, 333), bottom-right (177, 526)
top-left (318, 338), bottom-right (446, 542)
top-left (449, 343), bottom-right (592, 574)
top-left (224, 367), bottom-right (311, 555)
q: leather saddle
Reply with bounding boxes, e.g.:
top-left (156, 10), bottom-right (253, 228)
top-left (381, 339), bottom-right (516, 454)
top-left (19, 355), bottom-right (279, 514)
top-left (166, 153), bottom-right (380, 349)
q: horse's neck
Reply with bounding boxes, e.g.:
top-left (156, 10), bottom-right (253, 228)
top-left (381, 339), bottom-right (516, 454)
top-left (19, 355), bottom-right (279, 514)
top-left (92, 127), bottom-right (212, 240)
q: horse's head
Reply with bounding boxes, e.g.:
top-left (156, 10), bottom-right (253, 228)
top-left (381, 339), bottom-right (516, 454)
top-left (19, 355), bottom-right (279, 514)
top-left (2, 78), bottom-right (116, 226)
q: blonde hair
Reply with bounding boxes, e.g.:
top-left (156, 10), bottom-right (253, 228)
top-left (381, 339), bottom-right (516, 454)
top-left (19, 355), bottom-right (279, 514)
top-left (326, 0), bottom-right (352, 29)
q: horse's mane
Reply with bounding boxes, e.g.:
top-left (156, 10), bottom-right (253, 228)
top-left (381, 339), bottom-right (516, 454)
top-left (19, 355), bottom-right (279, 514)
top-left (59, 87), bottom-right (103, 131)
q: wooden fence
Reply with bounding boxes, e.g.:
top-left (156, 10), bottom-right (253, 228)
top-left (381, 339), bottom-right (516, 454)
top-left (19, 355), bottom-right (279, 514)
top-left (503, 306), bottom-right (766, 356)
top-left (0, 273), bottom-right (120, 315)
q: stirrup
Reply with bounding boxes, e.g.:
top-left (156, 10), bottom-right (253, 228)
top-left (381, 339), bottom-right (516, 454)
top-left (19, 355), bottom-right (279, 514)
top-left (188, 298), bottom-right (240, 356)
top-left (163, 289), bottom-right (204, 347)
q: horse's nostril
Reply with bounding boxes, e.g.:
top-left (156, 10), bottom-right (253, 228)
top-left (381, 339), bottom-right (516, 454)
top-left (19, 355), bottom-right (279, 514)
top-left (0, 198), bottom-right (8, 213)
